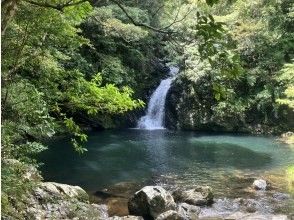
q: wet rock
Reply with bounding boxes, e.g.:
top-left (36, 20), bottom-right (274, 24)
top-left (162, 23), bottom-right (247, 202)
top-left (272, 192), bottom-right (290, 201)
top-left (101, 181), bottom-right (143, 197)
top-left (252, 179), bottom-right (268, 190)
top-left (91, 191), bottom-right (128, 217)
top-left (225, 212), bottom-right (288, 220)
top-left (108, 215), bottom-right (144, 220)
top-left (240, 199), bottom-right (264, 213)
top-left (199, 198), bottom-right (240, 219)
top-left (199, 197), bottom-right (277, 219)
top-left (177, 203), bottom-right (200, 219)
top-left (156, 210), bottom-right (185, 220)
top-left (172, 186), bottom-right (213, 206)
top-left (128, 186), bottom-right (176, 218)
top-left (91, 181), bottom-right (144, 217)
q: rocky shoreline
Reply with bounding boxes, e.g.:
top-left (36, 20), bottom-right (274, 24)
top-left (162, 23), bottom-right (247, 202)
top-left (4, 159), bottom-right (292, 220)
top-left (23, 180), bottom-right (292, 220)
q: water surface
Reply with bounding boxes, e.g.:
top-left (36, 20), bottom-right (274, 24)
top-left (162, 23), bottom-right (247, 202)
top-left (39, 130), bottom-right (294, 197)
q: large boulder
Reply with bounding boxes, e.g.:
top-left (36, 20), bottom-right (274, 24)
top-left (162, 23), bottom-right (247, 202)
top-left (128, 186), bottom-right (176, 218)
top-left (172, 186), bottom-right (213, 206)
top-left (26, 182), bottom-right (107, 219)
top-left (35, 182), bottom-right (89, 202)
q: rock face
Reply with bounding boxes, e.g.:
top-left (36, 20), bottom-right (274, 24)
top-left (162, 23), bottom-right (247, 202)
top-left (26, 182), bottom-right (108, 220)
top-left (165, 73), bottom-right (289, 134)
top-left (128, 186), bottom-right (176, 218)
top-left (165, 75), bottom-right (246, 132)
top-left (172, 186), bottom-right (213, 206)
top-left (252, 179), bottom-right (268, 190)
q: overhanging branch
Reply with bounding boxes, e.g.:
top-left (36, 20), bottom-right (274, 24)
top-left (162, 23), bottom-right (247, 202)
top-left (109, 0), bottom-right (174, 34)
top-left (22, 0), bottom-right (190, 35)
top-left (24, 0), bottom-right (88, 11)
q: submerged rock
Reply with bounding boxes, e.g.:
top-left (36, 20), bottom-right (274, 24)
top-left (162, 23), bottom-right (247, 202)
top-left (128, 186), bottom-right (176, 218)
top-left (199, 198), bottom-right (240, 219)
top-left (272, 192), bottom-right (290, 201)
top-left (240, 198), bottom-right (269, 213)
top-left (199, 197), bottom-right (278, 219)
top-left (91, 181), bottom-right (143, 217)
top-left (252, 179), bottom-right (268, 190)
top-left (172, 186), bottom-right (213, 206)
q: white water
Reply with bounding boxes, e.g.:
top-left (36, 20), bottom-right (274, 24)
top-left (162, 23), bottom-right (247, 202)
top-left (137, 66), bottom-right (179, 130)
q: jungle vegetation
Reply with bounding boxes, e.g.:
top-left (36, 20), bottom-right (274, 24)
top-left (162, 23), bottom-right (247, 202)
top-left (1, 0), bottom-right (293, 218)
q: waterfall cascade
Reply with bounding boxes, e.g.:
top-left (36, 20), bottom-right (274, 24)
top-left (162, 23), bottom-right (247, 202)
top-left (137, 66), bottom-right (179, 130)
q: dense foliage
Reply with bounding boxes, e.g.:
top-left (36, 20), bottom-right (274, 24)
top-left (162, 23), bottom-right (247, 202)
top-left (166, 0), bottom-right (293, 133)
top-left (1, 0), bottom-right (219, 217)
top-left (1, 0), bottom-right (293, 218)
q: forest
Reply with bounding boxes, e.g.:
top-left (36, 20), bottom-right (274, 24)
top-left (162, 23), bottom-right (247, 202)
top-left (1, 0), bottom-right (294, 219)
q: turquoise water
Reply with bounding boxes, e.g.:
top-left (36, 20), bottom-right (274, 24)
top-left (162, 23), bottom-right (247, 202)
top-left (39, 130), bottom-right (294, 196)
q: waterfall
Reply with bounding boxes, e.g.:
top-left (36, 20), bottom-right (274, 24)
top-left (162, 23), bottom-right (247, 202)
top-left (137, 66), bottom-right (179, 130)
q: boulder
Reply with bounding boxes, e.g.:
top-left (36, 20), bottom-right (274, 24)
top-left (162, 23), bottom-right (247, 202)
top-left (24, 181), bottom-right (108, 219)
top-left (26, 194), bottom-right (108, 219)
top-left (177, 203), bottom-right (200, 219)
top-left (36, 182), bottom-right (89, 202)
top-left (172, 186), bottom-right (213, 206)
top-left (156, 210), bottom-right (185, 220)
top-left (252, 179), bottom-right (268, 190)
top-left (128, 186), bottom-right (176, 218)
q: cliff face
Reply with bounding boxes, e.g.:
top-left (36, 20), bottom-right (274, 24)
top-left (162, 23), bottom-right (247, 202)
top-left (165, 73), bottom-right (293, 134)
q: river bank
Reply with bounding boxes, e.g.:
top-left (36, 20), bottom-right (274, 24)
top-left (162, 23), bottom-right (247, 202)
top-left (17, 175), bottom-right (293, 219)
